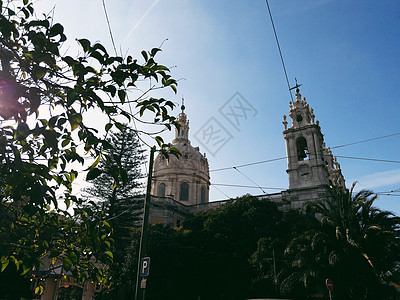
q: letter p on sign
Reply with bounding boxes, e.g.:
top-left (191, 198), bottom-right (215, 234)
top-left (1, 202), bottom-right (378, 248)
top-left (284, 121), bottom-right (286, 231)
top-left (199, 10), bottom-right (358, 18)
top-left (140, 257), bottom-right (151, 277)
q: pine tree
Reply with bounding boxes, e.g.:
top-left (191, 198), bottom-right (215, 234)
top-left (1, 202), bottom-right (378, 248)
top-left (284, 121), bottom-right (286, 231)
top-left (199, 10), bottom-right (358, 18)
top-left (84, 124), bottom-right (146, 268)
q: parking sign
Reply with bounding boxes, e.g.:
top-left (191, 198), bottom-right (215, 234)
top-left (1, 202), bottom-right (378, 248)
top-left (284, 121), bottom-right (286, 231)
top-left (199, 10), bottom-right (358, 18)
top-left (140, 257), bottom-right (151, 277)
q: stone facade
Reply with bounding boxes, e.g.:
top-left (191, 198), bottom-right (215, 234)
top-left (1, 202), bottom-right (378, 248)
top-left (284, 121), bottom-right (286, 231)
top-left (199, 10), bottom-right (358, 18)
top-left (151, 104), bottom-right (210, 205)
top-left (149, 91), bottom-right (345, 224)
top-left (281, 90), bottom-right (345, 208)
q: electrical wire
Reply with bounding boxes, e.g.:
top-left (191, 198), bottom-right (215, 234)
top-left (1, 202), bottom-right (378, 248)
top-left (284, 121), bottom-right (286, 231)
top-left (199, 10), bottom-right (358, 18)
top-left (101, 0), bottom-right (154, 177)
top-left (265, 0), bottom-right (293, 102)
top-left (210, 157), bottom-right (287, 172)
top-left (233, 167), bottom-right (266, 193)
top-left (211, 185), bottom-right (231, 199)
top-left (331, 132), bottom-right (400, 149)
top-left (336, 156), bottom-right (400, 164)
top-left (210, 132), bottom-right (400, 173)
top-left (151, 177), bottom-right (284, 194)
top-left (101, 0), bottom-right (118, 56)
top-left (211, 183), bottom-right (284, 190)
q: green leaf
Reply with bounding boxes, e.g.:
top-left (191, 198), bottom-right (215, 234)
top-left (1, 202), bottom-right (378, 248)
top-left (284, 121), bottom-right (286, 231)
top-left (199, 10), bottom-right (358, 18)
top-left (155, 136), bottom-right (163, 147)
top-left (171, 84), bottom-right (177, 94)
top-left (28, 19), bottom-right (49, 29)
top-left (141, 50), bottom-right (148, 62)
top-left (86, 168), bottom-right (102, 180)
top-left (105, 251), bottom-right (113, 259)
top-left (63, 257), bottom-right (73, 271)
top-left (92, 43), bottom-right (107, 54)
top-left (101, 140), bottom-right (113, 150)
top-left (77, 38), bottom-right (91, 52)
top-left (105, 123), bottom-right (113, 132)
top-left (61, 139), bottom-right (70, 147)
top-left (48, 23), bottom-right (64, 37)
top-left (21, 265), bottom-right (30, 275)
top-left (28, 88), bottom-right (41, 113)
top-left (1, 260), bottom-right (9, 272)
top-left (34, 286), bottom-right (44, 295)
top-left (68, 113), bottom-right (82, 131)
top-left (105, 85), bottom-right (116, 97)
top-left (21, 7), bottom-right (30, 21)
top-left (32, 65), bottom-right (47, 80)
top-left (169, 147), bottom-right (181, 158)
top-left (90, 50), bottom-right (104, 63)
top-left (15, 122), bottom-right (30, 140)
top-left (67, 90), bottom-right (78, 107)
top-left (120, 110), bottom-right (131, 121)
top-left (115, 122), bottom-right (124, 132)
top-left (89, 154), bottom-right (101, 169)
top-left (118, 90), bottom-right (126, 104)
top-left (10, 256), bottom-right (19, 270)
top-left (150, 47), bottom-right (161, 57)
top-left (7, 8), bottom-right (15, 16)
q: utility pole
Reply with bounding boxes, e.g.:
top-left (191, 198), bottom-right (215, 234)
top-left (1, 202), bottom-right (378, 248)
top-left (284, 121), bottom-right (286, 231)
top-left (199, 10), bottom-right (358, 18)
top-left (135, 147), bottom-right (155, 300)
top-left (273, 249), bottom-right (278, 297)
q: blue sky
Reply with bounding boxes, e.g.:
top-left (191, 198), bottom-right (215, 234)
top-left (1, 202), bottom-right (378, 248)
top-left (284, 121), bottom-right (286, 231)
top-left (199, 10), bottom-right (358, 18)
top-left (34, 0), bottom-right (400, 215)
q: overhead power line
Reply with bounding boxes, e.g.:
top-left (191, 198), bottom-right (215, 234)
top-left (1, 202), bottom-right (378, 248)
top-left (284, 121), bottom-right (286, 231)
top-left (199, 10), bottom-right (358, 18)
top-left (211, 185), bottom-right (231, 199)
top-left (233, 167), bottom-right (266, 194)
top-left (265, 0), bottom-right (293, 101)
top-left (210, 132), bottom-right (400, 173)
top-left (101, 0), bottom-right (118, 56)
top-left (336, 156), bottom-right (400, 164)
top-left (211, 183), bottom-right (284, 190)
top-left (210, 157), bottom-right (286, 172)
top-left (331, 132), bottom-right (400, 149)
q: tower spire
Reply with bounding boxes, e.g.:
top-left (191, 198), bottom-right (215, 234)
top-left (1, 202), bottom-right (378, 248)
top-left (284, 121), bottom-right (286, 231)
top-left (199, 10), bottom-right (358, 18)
top-left (289, 78), bottom-right (303, 95)
top-left (181, 96), bottom-right (185, 112)
top-left (174, 97), bottom-right (190, 143)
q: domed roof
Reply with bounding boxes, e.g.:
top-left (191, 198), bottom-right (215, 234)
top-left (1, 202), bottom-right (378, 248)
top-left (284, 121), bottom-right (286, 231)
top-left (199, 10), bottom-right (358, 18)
top-left (154, 142), bottom-right (209, 176)
top-left (153, 104), bottom-right (209, 178)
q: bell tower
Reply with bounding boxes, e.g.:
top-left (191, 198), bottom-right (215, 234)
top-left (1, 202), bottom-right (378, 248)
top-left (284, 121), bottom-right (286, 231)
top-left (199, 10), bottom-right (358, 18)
top-left (281, 86), bottom-right (345, 208)
top-left (282, 89), bottom-right (331, 190)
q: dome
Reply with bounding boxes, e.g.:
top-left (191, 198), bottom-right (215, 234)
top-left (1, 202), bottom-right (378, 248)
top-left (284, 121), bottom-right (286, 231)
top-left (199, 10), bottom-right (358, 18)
top-left (151, 106), bottom-right (210, 205)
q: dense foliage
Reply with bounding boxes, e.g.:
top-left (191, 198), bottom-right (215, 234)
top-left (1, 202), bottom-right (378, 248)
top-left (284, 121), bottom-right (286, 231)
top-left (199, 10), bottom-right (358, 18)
top-left (0, 0), bottom-right (178, 295)
top-left (281, 184), bottom-right (400, 299)
top-left (84, 124), bottom-right (146, 296)
top-left (140, 195), bottom-right (309, 300)
top-left (129, 191), bottom-right (399, 300)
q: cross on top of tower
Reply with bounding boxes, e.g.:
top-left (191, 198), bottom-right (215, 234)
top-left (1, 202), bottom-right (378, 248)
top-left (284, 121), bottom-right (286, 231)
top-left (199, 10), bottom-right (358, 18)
top-left (289, 78), bottom-right (303, 95)
top-left (181, 97), bottom-right (185, 112)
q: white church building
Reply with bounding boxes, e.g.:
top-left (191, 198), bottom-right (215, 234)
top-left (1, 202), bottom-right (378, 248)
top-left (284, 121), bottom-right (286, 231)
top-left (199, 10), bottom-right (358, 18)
top-left (149, 89), bottom-right (345, 226)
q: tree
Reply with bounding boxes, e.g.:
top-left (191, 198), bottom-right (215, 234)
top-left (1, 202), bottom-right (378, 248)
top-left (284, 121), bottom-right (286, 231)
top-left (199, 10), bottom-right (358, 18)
top-left (281, 184), bottom-right (400, 299)
top-left (145, 194), bottom-right (290, 300)
top-left (0, 0), bottom-right (179, 293)
top-left (84, 123), bottom-right (145, 233)
top-left (84, 124), bottom-right (146, 296)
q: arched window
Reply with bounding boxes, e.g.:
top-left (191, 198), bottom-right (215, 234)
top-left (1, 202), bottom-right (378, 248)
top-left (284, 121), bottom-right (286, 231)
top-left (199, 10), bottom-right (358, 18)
top-left (296, 137), bottom-right (309, 161)
top-left (180, 182), bottom-right (189, 201)
top-left (158, 183), bottom-right (166, 198)
top-left (201, 187), bottom-right (206, 204)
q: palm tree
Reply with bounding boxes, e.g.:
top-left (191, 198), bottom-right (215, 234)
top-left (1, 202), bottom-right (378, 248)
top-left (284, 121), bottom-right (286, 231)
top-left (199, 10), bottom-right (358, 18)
top-left (280, 183), bottom-right (400, 299)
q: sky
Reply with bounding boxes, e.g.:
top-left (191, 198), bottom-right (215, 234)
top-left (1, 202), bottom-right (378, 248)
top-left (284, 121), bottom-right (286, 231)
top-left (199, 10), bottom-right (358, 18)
top-left (32, 0), bottom-right (400, 215)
